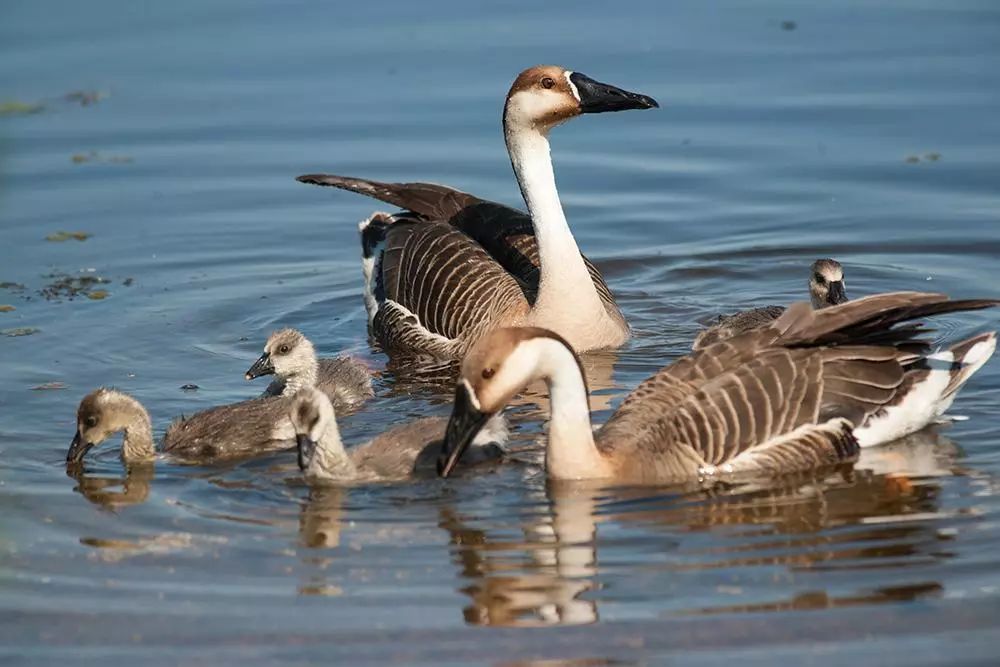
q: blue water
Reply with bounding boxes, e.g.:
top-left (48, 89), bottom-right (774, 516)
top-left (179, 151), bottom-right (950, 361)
top-left (2, 1), bottom-right (1000, 664)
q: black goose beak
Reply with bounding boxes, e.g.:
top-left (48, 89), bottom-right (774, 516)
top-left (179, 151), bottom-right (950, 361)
top-left (67, 430), bottom-right (94, 464)
top-left (296, 433), bottom-right (316, 472)
top-left (828, 281), bottom-right (848, 306)
top-left (245, 352), bottom-right (274, 380)
top-left (570, 72), bottom-right (659, 113)
top-left (437, 383), bottom-right (491, 478)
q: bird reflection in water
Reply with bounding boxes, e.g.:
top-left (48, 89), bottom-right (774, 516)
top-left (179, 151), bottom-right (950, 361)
top-left (66, 462), bottom-right (154, 509)
top-left (441, 427), bottom-right (967, 626)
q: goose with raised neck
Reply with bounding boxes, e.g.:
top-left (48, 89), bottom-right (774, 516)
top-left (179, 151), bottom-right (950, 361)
top-left (693, 258), bottom-right (850, 350)
top-left (437, 292), bottom-right (997, 483)
top-left (296, 65), bottom-right (657, 360)
top-left (290, 387), bottom-right (507, 483)
top-left (68, 387), bottom-right (295, 465)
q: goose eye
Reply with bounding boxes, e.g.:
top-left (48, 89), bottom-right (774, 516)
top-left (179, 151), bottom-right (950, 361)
top-left (482, 367), bottom-right (496, 380)
top-left (814, 273), bottom-right (826, 284)
top-left (85, 415), bottom-right (98, 428)
top-left (279, 345), bottom-right (290, 354)
top-left (541, 77), bottom-right (555, 89)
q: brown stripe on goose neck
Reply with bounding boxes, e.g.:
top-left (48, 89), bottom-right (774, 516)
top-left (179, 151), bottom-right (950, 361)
top-left (505, 326), bottom-right (590, 398)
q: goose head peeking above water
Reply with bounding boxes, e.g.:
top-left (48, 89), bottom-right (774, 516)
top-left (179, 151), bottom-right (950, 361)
top-left (809, 258), bottom-right (848, 309)
top-left (296, 65), bottom-right (657, 359)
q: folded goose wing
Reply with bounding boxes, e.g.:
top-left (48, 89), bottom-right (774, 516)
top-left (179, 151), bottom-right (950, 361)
top-left (374, 219), bottom-right (531, 355)
top-left (598, 292), bottom-right (999, 481)
top-left (297, 173), bottom-right (625, 326)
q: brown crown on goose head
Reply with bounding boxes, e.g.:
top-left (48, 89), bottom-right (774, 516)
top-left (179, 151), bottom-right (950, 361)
top-left (294, 65), bottom-right (657, 361)
top-left (438, 292), bottom-right (998, 483)
top-left (503, 65), bottom-right (658, 134)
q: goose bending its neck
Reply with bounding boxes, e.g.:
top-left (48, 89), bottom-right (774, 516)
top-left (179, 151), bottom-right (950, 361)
top-left (437, 292), bottom-right (998, 483)
top-left (503, 68), bottom-right (657, 342)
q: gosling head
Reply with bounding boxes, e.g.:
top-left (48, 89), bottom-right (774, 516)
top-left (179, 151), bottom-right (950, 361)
top-left (809, 259), bottom-right (848, 309)
top-left (503, 65), bottom-right (658, 135)
top-left (68, 388), bottom-right (147, 464)
top-left (437, 327), bottom-right (581, 477)
top-left (245, 328), bottom-right (317, 387)
top-left (289, 387), bottom-right (335, 472)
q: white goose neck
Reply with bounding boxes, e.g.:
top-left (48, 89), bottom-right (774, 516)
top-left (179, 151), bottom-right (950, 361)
top-left (284, 362), bottom-right (318, 396)
top-left (524, 338), bottom-right (609, 480)
top-left (308, 416), bottom-right (357, 481)
top-left (503, 123), bottom-right (605, 320)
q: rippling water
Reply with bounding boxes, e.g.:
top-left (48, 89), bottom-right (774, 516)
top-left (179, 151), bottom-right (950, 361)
top-left (2, 1), bottom-right (1000, 664)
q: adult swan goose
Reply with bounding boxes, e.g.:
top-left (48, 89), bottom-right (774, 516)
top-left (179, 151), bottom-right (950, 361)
top-left (437, 292), bottom-right (997, 483)
top-left (297, 65), bottom-right (658, 360)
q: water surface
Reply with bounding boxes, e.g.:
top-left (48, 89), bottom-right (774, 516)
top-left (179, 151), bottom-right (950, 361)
top-left (2, 1), bottom-right (1000, 664)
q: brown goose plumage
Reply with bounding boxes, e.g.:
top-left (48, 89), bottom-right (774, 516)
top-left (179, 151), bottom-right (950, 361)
top-left (437, 292), bottom-right (998, 484)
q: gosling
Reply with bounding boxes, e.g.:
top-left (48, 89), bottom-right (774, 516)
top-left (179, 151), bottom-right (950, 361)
top-left (290, 387), bottom-right (506, 482)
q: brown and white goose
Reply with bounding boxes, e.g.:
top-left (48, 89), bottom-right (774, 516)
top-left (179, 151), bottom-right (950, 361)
top-left (437, 292), bottom-right (997, 483)
top-left (693, 259), bottom-right (848, 350)
top-left (297, 65), bottom-right (658, 360)
top-left (290, 387), bottom-right (506, 482)
top-left (245, 328), bottom-right (374, 414)
top-left (67, 389), bottom-right (293, 465)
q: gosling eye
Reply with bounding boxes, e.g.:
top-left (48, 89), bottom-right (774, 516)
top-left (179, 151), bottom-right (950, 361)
top-left (813, 273), bottom-right (826, 285)
top-left (278, 344), bottom-right (290, 355)
top-left (541, 77), bottom-right (555, 89)
top-left (482, 367), bottom-right (496, 380)
top-left (85, 415), bottom-right (98, 428)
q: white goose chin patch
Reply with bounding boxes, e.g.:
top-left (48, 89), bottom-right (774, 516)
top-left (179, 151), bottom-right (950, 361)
top-left (460, 378), bottom-right (482, 411)
top-left (564, 71), bottom-right (581, 102)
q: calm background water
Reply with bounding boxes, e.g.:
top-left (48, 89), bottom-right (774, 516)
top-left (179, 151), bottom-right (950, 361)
top-left (2, 1), bottom-right (1000, 664)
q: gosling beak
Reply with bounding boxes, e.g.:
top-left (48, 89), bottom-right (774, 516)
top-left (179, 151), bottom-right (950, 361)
top-left (828, 280), bottom-right (848, 306)
top-left (296, 433), bottom-right (315, 472)
top-left (67, 430), bottom-right (94, 464)
top-left (245, 352), bottom-right (274, 380)
top-left (437, 383), bottom-right (491, 478)
top-left (570, 72), bottom-right (659, 113)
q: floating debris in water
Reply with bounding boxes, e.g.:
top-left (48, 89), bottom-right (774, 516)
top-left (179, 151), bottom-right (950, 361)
top-left (64, 90), bottom-right (106, 107)
top-left (39, 272), bottom-right (111, 301)
top-left (0, 100), bottom-right (45, 116)
top-left (0, 282), bottom-right (25, 291)
top-left (32, 382), bottom-right (67, 391)
top-left (71, 151), bottom-right (134, 164)
top-left (905, 152), bottom-right (942, 164)
top-left (0, 305), bottom-right (14, 312)
top-left (2, 327), bottom-right (40, 337)
top-left (87, 290), bottom-right (109, 300)
top-left (123, 277), bottom-right (134, 286)
top-left (780, 20), bottom-right (797, 31)
top-left (180, 384), bottom-right (200, 392)
top-left (45, 231), bottom-right (92, 242)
